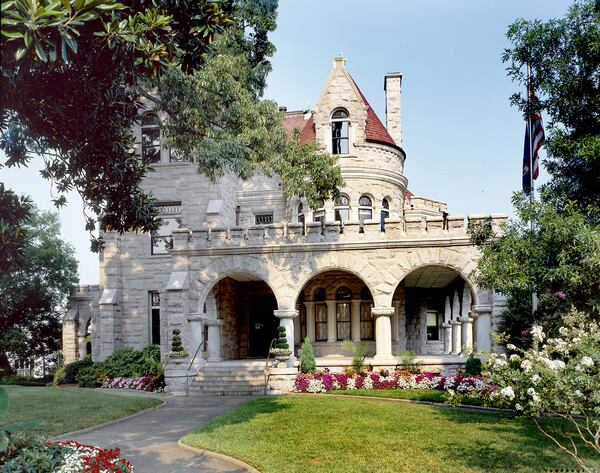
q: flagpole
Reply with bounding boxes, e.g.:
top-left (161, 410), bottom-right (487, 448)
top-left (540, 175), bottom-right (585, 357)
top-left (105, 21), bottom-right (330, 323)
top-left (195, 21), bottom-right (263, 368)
top-left (527, 62), bottom-right (539, 346)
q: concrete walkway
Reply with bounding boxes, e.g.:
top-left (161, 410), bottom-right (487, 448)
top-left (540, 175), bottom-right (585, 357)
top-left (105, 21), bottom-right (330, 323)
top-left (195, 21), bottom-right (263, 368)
top-left (55, 390), bottom-right (253, 473)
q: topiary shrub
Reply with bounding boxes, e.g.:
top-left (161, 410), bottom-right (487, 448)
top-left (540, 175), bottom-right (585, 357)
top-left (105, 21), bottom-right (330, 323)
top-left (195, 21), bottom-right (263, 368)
top-left (169, 329), bottom-right (188, 358)
top-left (275, 326), bottom-right (289, 350)
top-left (465, 353), bottom-right (482, 376)
top-left (299, 337), bottom-right (316, 373)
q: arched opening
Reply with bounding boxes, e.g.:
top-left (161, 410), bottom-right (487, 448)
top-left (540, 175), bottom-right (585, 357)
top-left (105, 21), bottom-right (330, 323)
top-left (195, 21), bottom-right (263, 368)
top-left (392, 265), bottom-right (475, 355)
top-left (295, 270), bottom-right (374, 357)
top-left (202, 273), bottom-right (279, 360)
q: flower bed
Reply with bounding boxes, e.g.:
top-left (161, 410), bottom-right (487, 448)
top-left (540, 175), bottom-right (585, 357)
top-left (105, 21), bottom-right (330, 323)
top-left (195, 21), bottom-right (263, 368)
top-left (101, 375), bottom-right (163, 393)
top-left (293, 370), bottom-right (493, 401)
top-left (54, 441), bottom-right (133, 473)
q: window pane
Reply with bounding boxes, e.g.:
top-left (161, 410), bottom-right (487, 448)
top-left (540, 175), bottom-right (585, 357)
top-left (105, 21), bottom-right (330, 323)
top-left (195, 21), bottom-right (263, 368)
top-left (335, 208), bottom-right (349, 223)
top-left (314, 288), bottom-right (326, 301)
top-left (315, 304), bottom-right (327, 341)
top-left (336, 286), bottom-right (352, 300)
top-left (359, 195), bottom-right (372, 206)
top-left (336, 302), bottom-right (351, 340)
top-left (360, 302), bottom-right (374, 340)
top-left (255, 214), bottom-right (273, 225)
top-left (335, 195), bottom-right (350, 206)
top-left (142, 127), bottom-right (161, 163)
top-left (151, 308), bottom-right (161, 345)
top-left (358, 209), bottom-right (372, 221)
top-left (426, 312), bottom-right (440, 341)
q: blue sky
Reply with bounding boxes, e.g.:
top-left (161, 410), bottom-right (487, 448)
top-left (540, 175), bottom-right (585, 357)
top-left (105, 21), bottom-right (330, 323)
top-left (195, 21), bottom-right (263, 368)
top-left (0, 0), bottom-right (573, 283)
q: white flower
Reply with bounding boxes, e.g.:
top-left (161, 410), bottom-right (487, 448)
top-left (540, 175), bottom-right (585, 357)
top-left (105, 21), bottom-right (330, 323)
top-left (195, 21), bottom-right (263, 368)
top-left (515, 403), bottom-right (523, 411)
top-left (500, 386), bottom-right (515, 400)
top-left (531, 325), bottom-right (545, 342)
top-left (580, 356), bottom-right (594, 368)
top-left (447, 389), bottom-right (455, 397)
top-left (559, 327), bottom-right (568, 336)
top-left (532, 394), bottom-right (540, 403)
top-left (531, 374), bottom-right (540, 384)
top-left (574, 389), bottom-right (583, 398)
top-left (527, 387), bottom-right (536, 396)
top-left (520, 360), bottom-right (533, 372)
top-left (510, 354), bottom-right (520, 362)
top-left (495, 359), bottom-right (508, 367)
top-left (573, 337), bottom-right (580, 344)
top-left (506, 343), bottom-right (517, 351)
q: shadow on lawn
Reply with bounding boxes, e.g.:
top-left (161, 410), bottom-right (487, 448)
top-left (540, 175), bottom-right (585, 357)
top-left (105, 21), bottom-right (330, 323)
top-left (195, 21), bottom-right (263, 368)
top-left (432, 406), bottom-right (597, 471)
top-left (196, 396), bottom-right (289, 435)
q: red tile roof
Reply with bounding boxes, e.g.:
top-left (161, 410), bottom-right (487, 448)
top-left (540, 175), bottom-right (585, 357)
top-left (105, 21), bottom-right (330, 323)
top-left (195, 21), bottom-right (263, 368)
top-left (350, 77), bottom-right (398, 149)
top-left (283, 111), bottom-right (315, 144)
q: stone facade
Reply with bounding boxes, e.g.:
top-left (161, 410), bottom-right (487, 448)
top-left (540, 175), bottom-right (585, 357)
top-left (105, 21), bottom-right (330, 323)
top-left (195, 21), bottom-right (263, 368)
top-left (63, 57), bottom-right (507, 393)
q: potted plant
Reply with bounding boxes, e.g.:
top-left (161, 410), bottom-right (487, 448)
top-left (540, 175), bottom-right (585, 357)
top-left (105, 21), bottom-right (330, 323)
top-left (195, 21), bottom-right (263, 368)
top-left (270, 326), bottom-right (292, 361)
top-left (167, 329), bottom-right (189, 358)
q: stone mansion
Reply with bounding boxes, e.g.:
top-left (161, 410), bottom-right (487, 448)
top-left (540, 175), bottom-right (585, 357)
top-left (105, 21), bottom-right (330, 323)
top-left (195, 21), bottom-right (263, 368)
top-left (63, 57), bottom-right (507, 394)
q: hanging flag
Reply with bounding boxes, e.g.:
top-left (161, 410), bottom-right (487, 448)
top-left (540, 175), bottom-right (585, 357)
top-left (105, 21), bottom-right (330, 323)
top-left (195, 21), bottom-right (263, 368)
top-left (522, 98), bottom-right (545, 195)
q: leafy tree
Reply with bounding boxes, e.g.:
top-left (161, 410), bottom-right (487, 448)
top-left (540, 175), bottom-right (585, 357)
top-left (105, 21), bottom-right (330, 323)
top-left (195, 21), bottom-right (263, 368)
top-left (0, 205), bottom-right (78, 374)
top-left (0, 184), bottom-right (32, 271)
top-left (502, 0), bottom-right (600, 221)
top-left (1, 0), bottom-right (341, 253)
top-left (472, 195), bottom-right (600, 344)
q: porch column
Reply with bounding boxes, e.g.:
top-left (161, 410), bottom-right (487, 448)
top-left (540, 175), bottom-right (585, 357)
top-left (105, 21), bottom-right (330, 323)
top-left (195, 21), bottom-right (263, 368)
top-left (78, 336), bottom-right (88, 357)
top-left (187, 313), bottom-right (207, 366)
top-left (451, 320), bottom-right (462, 355)
top-left (351, 300), bottom-right (361, 342)
top-left (304, 302), bottom-right (315, 342)
top-left (325, 300), bottom-right (336, 343)
top-left (472, 304), bottom-right (492, 352)
top-left (274, 309), bottom-right (299, 365)
top-left (442, 323), bottom-right (452, 354)
top-left (206, 319), bottom-right (223, 362)
top-left (460, 290), bottom-right (473, 353)
top-left (372, 307), bottom-right (395, 364)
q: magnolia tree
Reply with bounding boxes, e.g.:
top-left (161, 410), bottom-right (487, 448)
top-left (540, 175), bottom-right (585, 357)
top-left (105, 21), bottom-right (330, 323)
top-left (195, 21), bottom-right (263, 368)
top-left (485, 310), bottom-right (600, 471)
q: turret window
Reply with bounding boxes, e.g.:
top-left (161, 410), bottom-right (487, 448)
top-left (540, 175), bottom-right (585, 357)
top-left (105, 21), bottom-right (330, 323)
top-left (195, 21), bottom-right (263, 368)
top-left (141, 113), bottom-right (161, 164)
top-left (297, 203), bottom-right (305, 224)
top-left (381, 198), bottom-right (390, 231)
top-left (313, 199), bottom-right (325, 223)
top-left (358, 195), bottom-right (373, 223)
top-left (334, 194), bottom-right (350, 223)
top-left (331, 109), bottom-right (349, 155)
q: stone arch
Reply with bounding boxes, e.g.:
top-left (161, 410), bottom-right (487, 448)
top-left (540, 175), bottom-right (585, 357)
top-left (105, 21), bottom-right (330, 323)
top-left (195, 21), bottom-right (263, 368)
top-left (380, 247), bottom-right (479, 307)
top-left (191, 256), bottom-right (283, 312)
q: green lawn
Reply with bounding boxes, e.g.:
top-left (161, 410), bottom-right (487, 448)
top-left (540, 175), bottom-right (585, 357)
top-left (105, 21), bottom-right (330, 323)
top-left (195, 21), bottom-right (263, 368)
top-left (182, 395), bottom-right (599, 473)
top-left (3, 385), bottom-right (162, 436)
top-left (328, 389), bottom-right (484, 406)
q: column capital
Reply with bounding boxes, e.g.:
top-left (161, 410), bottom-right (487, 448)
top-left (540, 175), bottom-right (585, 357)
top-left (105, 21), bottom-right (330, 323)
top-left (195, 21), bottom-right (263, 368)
top-left (472, 304), bottom-right (492, 314)
top-left (187, 313), bottom-right (208, 322)
top-left (459, 316), bottom-right (473, 324)
top-left (274, 309), bottom-right (299, 319)
top-left (441, 322), bottom-right (452, 328)
top-left (372, 307), bottom-right (395, 317)
top-left (205, 319), bottom-right (224, 327)
top-left (450, 319), bottom-right (461, 326)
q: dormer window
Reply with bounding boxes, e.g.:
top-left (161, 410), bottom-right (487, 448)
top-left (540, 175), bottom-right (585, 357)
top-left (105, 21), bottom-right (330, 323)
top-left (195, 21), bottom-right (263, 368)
top-left (141, 113), bottom-right (161, 164)
top-left (331, 108), bottom-right (349, 155)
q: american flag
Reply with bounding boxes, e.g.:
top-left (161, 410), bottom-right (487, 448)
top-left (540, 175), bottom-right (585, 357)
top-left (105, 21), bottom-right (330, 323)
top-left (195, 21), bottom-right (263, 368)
top-left (522, 104), bottom-right (545, 195)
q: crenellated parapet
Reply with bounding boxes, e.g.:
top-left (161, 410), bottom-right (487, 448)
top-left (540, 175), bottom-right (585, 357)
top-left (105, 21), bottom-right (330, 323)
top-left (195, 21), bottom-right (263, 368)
top-left (171, 214), bottom-right (508, 252)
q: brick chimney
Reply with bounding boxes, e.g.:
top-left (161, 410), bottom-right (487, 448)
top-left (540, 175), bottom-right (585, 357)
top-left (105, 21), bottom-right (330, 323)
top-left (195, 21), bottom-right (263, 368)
top-left (384, 72), bottom-right (402, 146)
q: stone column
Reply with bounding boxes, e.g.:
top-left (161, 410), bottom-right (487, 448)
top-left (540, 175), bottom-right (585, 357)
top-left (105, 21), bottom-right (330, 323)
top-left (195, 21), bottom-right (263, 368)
top-left (78, 336), bottom-right (88, 357)
top-left (442, 323), bottom-right (452, 354)
top-left (351, 300), bottom-right (361, 342)
top-left (275, 309), bottom-right (299, 365)
top-left (325, 300), bottom-right (336, 343)
top-left (472, 304), bottom-right (492, 352)
top-left (304, 302), bottom-right (315, 341)
top-left (62, 319), bottom-right (78, 363)
top-left (372, 307), bottom-right (396, 365)
top-left (451, 320), bottom-right (462, 355)
top-left (460, 290), bottom-right (473, 353)
top-left (187, 313), bottom-right (207, 366)
top-left (206, 319), bottom-right (223, 362)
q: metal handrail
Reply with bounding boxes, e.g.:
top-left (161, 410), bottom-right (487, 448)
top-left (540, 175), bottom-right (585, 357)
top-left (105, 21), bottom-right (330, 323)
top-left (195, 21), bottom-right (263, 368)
top-left (264, 338), bottom-right (277, 395)
top-left (185, 340), bottom-right (206, 397)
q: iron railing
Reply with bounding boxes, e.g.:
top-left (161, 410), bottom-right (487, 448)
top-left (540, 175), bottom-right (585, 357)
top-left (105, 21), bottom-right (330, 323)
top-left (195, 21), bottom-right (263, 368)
top-left (263, 338), bottom-right (277, 396)
top-left (185, 340), bottom-right (205, 396)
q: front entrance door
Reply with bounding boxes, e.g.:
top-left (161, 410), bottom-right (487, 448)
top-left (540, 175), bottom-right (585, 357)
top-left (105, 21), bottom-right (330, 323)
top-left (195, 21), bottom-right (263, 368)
top-left (248, 295), bottom-right (278, 357)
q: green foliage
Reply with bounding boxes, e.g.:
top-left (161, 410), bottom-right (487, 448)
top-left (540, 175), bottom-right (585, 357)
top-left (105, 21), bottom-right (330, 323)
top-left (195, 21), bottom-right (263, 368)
top-left (57, 357), bottom-right (93, 385)
top-left (503, 0), bottom-right (600, 222)
top-left (275, 326), bottom-right (289, 350)
top-left (341, 340), bottom-right (369, 374)
top-left (464, 354), bottom-right (482, 376)
top-left (396, 350), bottom-right (422, 374)
top-left (0, 435), bottom-right (67, 473)
top-left (0, 375), bottom-right (47, 387)
top-left (171, 329), bottom-right (185, 353)
top-left (0, 386), bottom-right (40, 465)
top-left (0, 205), bottom-right (78, 369)
top-left (473, 197), bottom-right (600, 338)
top-left (0, 183), bottom-right (32, 272)
top-left (299, 337), bottom-right (316, 374)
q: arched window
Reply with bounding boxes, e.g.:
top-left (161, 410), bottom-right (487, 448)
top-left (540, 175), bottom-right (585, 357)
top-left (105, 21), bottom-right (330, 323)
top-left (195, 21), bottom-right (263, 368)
top-left (334, 194), bottom-right (350, 223)
top-left (314, 287), bottom-right (327, 341)
top-left (297, 203), bottom-right (305, 224)
top-left (335, 286), bottom-right (352, 340)
top-left (141, 113), bottom-right (161, 164)
top-left (313, 198), bottom-right (325, 223)
top-left (298, 291), bottom-right (307, 341)
top-left (380, 198), bottom-right (390, 231)
top-left (358, 195), bottom-right (373, 223)
top-left (359, 286), bottom-right (374, 340)
top-left (331, 108), bottom-right (349, 155)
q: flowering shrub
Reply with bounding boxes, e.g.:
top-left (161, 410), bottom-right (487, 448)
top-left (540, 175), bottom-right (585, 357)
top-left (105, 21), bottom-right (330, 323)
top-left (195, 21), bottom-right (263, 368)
top-left (54, 441), bottom-right (133, 472)
top-left (101, 375), bottom-right (163, 393)
top-left (485, 310), bottom-right (600, 472)
top-left (293, 370), bottom-right (491, 402)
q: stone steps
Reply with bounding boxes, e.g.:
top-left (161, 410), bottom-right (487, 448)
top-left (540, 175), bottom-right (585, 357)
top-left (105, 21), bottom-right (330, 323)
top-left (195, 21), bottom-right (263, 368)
top-left (189, 365), bottom-right (267, 396)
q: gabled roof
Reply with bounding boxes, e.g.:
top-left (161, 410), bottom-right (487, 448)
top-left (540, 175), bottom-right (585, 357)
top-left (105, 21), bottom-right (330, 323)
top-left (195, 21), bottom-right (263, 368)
top-left (283, 111), bottom-right (315, 144)
top-left (350, 77), bottom-right (398, 149)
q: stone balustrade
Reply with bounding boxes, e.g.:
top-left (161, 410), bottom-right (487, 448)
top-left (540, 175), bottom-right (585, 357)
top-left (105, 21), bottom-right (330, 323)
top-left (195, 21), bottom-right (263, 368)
top-left (171, 214), bottom-right (508, 251)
